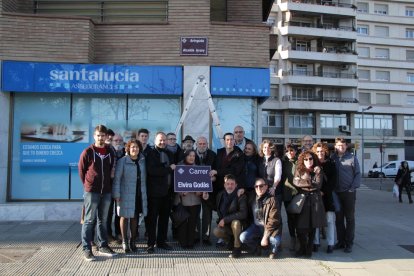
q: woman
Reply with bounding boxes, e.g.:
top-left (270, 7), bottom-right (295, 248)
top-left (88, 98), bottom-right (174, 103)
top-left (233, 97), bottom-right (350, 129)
top-left (113, 139), bottom-right (147, 253)
top-left (312, 142), bottom-right (336, 253)
top-left (281, 144), bottom-right (298, 252)
top-left (244, 141), bottom-right (262, 193)
top-left (259, 140), bottom-right (282, 207)
top-left (395, 161), bottom-right (413, 204)
top-left (174, 149), bottom-right (209, 249)
top-left (293, 150), bottom-right (326, 257)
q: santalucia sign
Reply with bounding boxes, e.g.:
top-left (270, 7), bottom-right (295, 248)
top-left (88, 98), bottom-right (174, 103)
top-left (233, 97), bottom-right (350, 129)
top-left (174, 165), bottom-right (212, 192)
top-left (1, 60), bottom-right (183, 95)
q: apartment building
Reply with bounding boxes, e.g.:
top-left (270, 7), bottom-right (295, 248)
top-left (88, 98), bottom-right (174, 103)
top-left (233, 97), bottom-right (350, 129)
top-left (0, 0), bottom-right (272, 218)
top-left (263, 0), bottom-right (414, 175)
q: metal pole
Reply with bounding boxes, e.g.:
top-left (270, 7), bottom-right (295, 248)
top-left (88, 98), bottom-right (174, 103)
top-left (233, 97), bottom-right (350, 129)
top-left (362, 111), bottom-right (365, 177)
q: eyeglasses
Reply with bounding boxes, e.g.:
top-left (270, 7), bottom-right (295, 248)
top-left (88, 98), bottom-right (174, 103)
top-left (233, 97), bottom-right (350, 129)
top-left (168, 138), bottom-right (177, 141)
top-left (304, 157), bottom-right (313, 161)
top-left (234, 131), bottom-right (244, 134)
top-left (254, 184), bottom-right (267, 189)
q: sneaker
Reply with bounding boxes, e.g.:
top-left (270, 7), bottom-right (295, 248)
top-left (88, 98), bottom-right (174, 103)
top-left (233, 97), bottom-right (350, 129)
top-left (313, 244), bottom-right (320, 252)
top-left (216, 239), bottom-right (226, 248)
top-left (83, 250), bottom-right (96, 262)
top-left (269, 252), bottom-right (277, 259)
top-left (98, 246), bottom-right (118, 257)
top-left (344, 245), bottom-right (353, 253)
top-left (333, 242), bottom-right (345, 250)
top-left (326, 245), bottom-right (334, 254)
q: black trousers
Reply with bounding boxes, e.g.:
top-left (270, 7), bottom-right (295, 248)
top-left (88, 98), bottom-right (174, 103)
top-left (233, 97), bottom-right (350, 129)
top-left (283, 200), bottom-right (297, 238)
top-left (107, 199), bottom-right (120, 238)
top-left (335, 190), bottom-right (356, 247)
top-left (398, 184), bottom-right (413, 202)
top-left (147, 195), bottom-right (172, 247)
top-left (177, 205), bottom-right (201, 247)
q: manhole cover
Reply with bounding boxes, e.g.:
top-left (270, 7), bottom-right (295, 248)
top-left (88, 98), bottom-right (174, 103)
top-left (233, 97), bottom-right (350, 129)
top-left (399, 245), bottom-right (414, 253)
top-left (0, 248), bottom-right (39, 263)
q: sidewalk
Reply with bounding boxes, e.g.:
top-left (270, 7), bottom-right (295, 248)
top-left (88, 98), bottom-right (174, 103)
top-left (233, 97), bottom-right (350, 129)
top-left (0, 187), bottom-right (413, 275)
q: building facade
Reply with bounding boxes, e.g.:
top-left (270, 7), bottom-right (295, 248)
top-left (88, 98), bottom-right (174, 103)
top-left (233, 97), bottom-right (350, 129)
top-left (262, 0), bottom-right (414, 176)
top-left (0, 0), bottom-right (272, 219)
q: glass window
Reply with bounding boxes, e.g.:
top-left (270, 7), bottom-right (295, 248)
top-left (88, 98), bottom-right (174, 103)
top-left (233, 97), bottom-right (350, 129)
top-left (407, 50), bottom-right (414, 61)
top-left (359, 92), bottom-right (371, 104)
top-left (406, 7), bottom-right (414, 17)
top-left (320, 113), bottom-right (347, 135)
top-left (292, 87), bottom-right (315, 100)
top-left (262, 110), bottom-right (283, 135)
top-left (376, 71), bottom-right (390, 81)
top-left (358, 47), bottom-right (370, 58)
top-left (375, 26), bottom-right (389, 37)
top-left (404, 116), bottom-right (414, 129)
top-left (408, 73), bottom-right (414, 83)
top-left (295, 64), bottom-right (308, 76)
top-left (377, 93), bottom-right (390, 104)
top-left (357, 25), bottom-right (369, 35)
top-left (375, 48), bottom-right (389, 59)
top-left (407, 29), bottom-right (414, 39)
top-left (355, 114), bottom-right (394, 136)
top-left (374, 4), bottom-right (388, 15)
top-left (212, 98), bottom-right (256, 150)
top-left (407, 95), bottom-right (414, 105)
top-left (288, 112), bottom-right (314, 135)
top-left (358, 69), bottom-right (370, 80)
top-left (357, 2), bottom-right (368, 13)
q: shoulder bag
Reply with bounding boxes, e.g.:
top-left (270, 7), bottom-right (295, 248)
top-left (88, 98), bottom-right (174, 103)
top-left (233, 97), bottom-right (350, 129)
top-left (286, 193), bottom-right (306, 214)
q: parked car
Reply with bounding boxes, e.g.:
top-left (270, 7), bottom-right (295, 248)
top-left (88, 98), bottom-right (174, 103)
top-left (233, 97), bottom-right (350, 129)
top-left (368, 160), bottom-right (414, 178)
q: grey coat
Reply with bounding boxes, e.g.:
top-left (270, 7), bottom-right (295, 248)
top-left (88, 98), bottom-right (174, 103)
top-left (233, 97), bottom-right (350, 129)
top-left (112, 154), bottom-right (148, 218)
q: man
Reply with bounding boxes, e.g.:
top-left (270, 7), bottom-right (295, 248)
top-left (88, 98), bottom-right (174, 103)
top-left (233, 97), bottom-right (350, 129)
top-left (301, 135), bottom-right (314, 152)
top-left (137, 128), bottom-right (152, 157)
top-left (195, 136), bottom-right (217, 245)
top-left (240, 178), bottom-right (281, 259)
top-left (182, 135), bottom-right (195, 151)
top-left (213, 132), bottom-right (245, 193)
top-left (166, 132), bottom-right (183, 164)
top-left (146, 131), bottom-right (176, 253)
top-left (106, 133), bottom-right (125, 243)
top-left (213, 174), bottom-right (247, 258)
top-left (233, 125), bottom-right (252, 150)
top-left (105, 129), bottom-right (115, 145)
top-left (332, 137), bottom-right (360, 253)
top-left (78, 125), bottom-right (117, 261)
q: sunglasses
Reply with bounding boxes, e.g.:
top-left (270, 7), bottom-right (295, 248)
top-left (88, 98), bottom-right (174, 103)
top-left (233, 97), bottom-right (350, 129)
top-left (254, 184), bottom-right (267, 189)
top-left (304, 157), bottom-right (313, 161)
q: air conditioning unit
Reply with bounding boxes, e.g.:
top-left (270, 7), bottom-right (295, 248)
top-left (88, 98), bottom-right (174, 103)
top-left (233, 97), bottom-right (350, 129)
top-left (339, 125), bottom-right (351, 133)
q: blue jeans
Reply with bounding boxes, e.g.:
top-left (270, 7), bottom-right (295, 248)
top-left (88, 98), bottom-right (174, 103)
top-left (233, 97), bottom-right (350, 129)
top-left (81, 192), bottom-right (112, 251)
top-left (240, 224), bottom-right (281, 254)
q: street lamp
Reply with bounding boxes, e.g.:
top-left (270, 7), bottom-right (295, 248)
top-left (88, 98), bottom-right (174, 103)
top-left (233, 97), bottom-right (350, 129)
top-left (361, 105), bottom-right (373, 177)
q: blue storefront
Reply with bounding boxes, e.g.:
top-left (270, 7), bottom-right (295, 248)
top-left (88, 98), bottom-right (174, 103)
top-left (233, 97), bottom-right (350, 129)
top-left (1, 61), bottom-right (269, 202)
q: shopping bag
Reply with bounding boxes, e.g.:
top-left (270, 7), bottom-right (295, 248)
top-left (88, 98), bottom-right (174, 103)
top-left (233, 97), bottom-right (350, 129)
top-left (393, 184), bottom-right (399, 198)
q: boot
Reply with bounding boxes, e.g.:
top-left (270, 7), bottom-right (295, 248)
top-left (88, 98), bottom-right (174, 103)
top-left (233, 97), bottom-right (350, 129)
top-left (130, 239), bottom-right (137, 252)
top-left (122, 239), bottom-right (131, 253)
top-left (289, 237), bottom-right (296, 252)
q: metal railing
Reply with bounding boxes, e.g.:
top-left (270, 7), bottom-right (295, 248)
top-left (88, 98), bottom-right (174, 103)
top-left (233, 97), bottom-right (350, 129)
top-left (34, 0), bottom-right (168, 23)
top-left (282, 0), bottom-right (355, 9)
top-left (283, 70), bottom-right (357, 79)
top-left (282, 95), bottom-right (358, 103)
top-left (283, 45), bottom-right (356, 54)
top-left (285, 21), bottom-right (355, 32)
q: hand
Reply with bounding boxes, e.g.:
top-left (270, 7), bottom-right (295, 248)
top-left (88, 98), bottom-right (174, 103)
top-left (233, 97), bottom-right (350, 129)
top-left (181, 192), bottom-right (187, 196)
top-left (269, 187), bottom-right (275, 196)
top-left (261, 236), bottom-right (268, 247)
top-left (170, 164), bottom-right (176, 170)
top-left (218, 219), bottom-right (225, 227)
top-left (237, 188), bottom-right (245, 197)
top-left (209, 170), bottom-right (217, 177)
top-left (314, 166), bottom-right (321, 174)
top-left (202, 192), bottom-right (209, 200)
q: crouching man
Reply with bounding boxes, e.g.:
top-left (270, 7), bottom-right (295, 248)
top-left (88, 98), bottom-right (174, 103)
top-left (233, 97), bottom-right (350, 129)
top-left (212, 174), bottom-right (248, 258)
top-left (240, 178), bottom-right (281, 259)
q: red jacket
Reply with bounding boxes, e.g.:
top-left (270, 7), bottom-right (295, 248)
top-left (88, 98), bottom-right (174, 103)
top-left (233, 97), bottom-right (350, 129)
top-left (78, 144), bottom-right (115, 193)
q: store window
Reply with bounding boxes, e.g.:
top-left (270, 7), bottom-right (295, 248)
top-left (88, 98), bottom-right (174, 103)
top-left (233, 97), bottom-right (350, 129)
top-left (11, 93), bottom-right (180, 200)
top-left (354, 114), bottom-right (394, 136)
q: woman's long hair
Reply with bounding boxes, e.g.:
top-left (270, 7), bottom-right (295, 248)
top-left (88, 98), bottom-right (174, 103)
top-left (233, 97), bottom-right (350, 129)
top-left (259, 139), bottom-right (276, 158)
top-left (296, 150), bottom-right (319, 175)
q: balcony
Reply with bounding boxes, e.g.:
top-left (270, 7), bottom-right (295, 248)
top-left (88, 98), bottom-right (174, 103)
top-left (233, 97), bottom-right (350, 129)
top-left (279, 0), bottom-right (356, 17)
top-left (280, 46), bottom-right (358, 63)
top-left (282, 95), bottom-right (358, 103)
top-left (280, 22), bottom-right (357, 40)
top-left (279, 94), bottom-right (359, 111)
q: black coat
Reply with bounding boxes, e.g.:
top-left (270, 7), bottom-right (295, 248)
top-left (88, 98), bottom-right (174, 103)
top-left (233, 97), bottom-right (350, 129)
top-left (215, 190), bottom-right (248, 228)
top-left (320, 159), bottom-right (337, 212)
top-left (146, 147), bottom-right (174, 198)
top-left (215, 147), bottom-right (245, 190)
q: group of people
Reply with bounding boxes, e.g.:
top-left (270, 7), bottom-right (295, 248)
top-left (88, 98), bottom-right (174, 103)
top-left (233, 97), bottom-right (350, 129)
top-left (78, 125), bottom-right (361, 262)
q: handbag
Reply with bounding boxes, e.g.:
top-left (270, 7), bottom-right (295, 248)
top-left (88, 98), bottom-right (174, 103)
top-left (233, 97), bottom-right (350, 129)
top-left (170, 196), bottom-right (190, 228)
top-left (396, 178), bottom-right (402, 186)
top-left (287, 193), bottom-right (306, 214)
